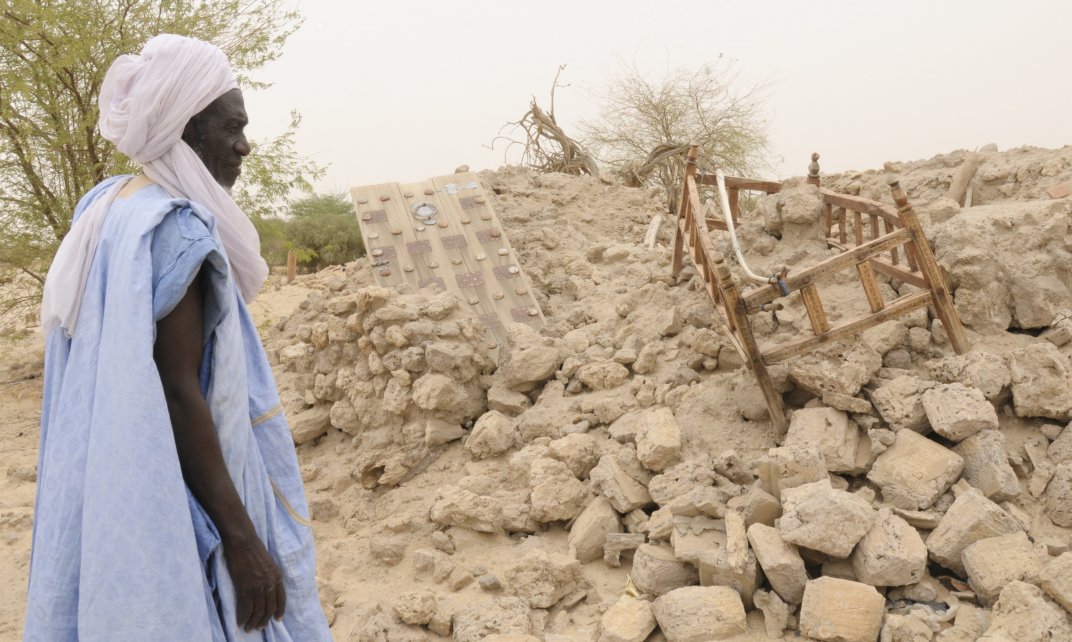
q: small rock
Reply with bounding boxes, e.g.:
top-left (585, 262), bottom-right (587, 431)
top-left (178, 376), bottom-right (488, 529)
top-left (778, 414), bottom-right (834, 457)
top-left (466, 411), bottom-right (518, 459)
top-left (799, 577), bottom-right (885, 642)
top-left (1039, 552), bottom-right (1072, 613)
top-left (568, 497), bottom-right (622, 563)
top-left (954, 430), bottom-right (1021, 502)
top-left (962, 531), bottom-right (1046, 604)
top-left (504, 550), bottom-right (583, 608)
top-left (394, 590), bottom-right (437, 625)
top-left (635, 407), bottom-right (683, 471)
top-left (867, 430), bottom-right (964, 510)
top-left (926, 487), bottom-right (1022, 576)
top-left (753, 589), bottom-right (789, 639)
top-left (598, 595), bottom-right (657, 642)
top-left (978, 581), bottom-right (1072, 641)
top-left (851, 508), bottom-right (927, 587)
top-left (652, 586), bottom-right (747, 641)
top-left (452, 597), bottom-right (534, 642)
top-left (746, 523), bottom-right (808, 605)
top-left (630, 544), bottom-right (698, 596)
top-left (921, 383), bottom-right (998, 441)
top-left (784, 407), bottom-right (860, 473)
top-left (778, 479), bottom-right (876, 558)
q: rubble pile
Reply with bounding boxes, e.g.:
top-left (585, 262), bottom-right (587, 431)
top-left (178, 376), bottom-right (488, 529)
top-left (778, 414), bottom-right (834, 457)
top-left (271, 284), bottom-right (495, 489)
top-left (261, 158), bottom-right (1072, 641)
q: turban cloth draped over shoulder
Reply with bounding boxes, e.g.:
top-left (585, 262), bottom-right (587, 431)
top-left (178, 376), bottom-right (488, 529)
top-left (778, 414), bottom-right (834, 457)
top-left (41, 33), bottom-right (268, 335)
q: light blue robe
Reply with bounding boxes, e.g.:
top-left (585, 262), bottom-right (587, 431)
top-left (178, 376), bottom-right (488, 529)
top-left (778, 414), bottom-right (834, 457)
top-left (24, 178), bottom-right (331, 642)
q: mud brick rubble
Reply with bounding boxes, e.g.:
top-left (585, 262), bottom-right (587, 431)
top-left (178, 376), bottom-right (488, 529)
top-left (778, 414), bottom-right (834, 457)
top-left (263, 146), bottom-right (1072, 641)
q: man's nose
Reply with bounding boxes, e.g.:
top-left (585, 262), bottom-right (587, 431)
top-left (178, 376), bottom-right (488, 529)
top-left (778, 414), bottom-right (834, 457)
top-left (235, 134), bottom-right (251, 157)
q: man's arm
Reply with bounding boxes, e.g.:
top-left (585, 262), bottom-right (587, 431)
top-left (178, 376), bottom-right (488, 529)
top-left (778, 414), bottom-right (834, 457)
top-left (153, 266), bottom-right (285, 631)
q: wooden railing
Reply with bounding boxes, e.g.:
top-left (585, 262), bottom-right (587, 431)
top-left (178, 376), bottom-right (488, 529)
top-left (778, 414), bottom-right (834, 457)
top-left (671, 145), bottom-right (969, 435)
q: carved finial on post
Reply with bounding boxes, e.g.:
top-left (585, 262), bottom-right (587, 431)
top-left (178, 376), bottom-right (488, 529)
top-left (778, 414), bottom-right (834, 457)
top-left (807, 153), bottom-right (821, 187)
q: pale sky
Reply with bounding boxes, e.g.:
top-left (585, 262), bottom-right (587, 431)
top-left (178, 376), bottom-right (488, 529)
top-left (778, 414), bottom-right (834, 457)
top-left (243, 0), bottom-right (1070, 195)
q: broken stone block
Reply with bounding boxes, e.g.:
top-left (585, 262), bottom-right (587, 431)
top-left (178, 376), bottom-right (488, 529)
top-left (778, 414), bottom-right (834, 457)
top-left (862, 320), bottom-right (909, 355)
top-left (646, 459), bottom-right (718, 505)
top-left (788, 344), bottom-right (881, 397)
top-left (1044, 462), bottom-right (1072, 527)
top-left (568, 497), bottom-right (622, 563)
top-left (868, 430), bottom-right (964, 509)
top-left (1048, 425), bottom-right (1072, 463)
top-left (608, 411), bottom-right (644, 444)
top-left (664, 486), bottom-right (730, 518)
top-left (651, 586), bottom-right (746, 641)
top-left (752, 589), bottom-right (789, 639)
top-left (822, 390), bottom-right (874, 415)
top-left (504, 549), bottom-right (582, 608)
top-left (671, 520), bottom-right (725, 564)
top-left (954, 430), bottom-right (1021, 502)
top-left (926, 488), bottom-right (1023, 576)
top-left (466, 410), bottom-right (518, 459)
top-left (850, 508), bottom-right (927, 587)
top-left (630, 544), bottom-right (698, 596)
top-left (425, 418), bottom-right (465, 447)
top-left (799, 577), bottom-right (885, 642)
top-left (696, 547), bottom-right (762, 610)
top-left (452, 597), bottom-right (534, 642)
top-left (547, 433), bottom-right (599, 479)
top-left (882, 613), bottom-right (937, 642)
top-left (758, 445), bottom-right (828, 500)
top-left (635, 407), bottom-right (683, 471)
top-left (1009, 342), bottom-right (1072, 420)
top-left (487, 383), bottom-right (532, 415)
top-left (746, 523), bottom-right (808, 604)
top-left (726, 485), bottom-right (782, 527)
top-left (504, 345), bottom-right (561, 391)
top-left (589, 455), bottom-right (652, 513)
top-left (291, 404), bottom-right (332, 444)
top-left (873, 376), bottom-right (936, 433)
top-left (978, 581), bottom-right (1072, 641)
top-left (925, 350), bottom-right (1011, 402)
top-left (529, 457), bottom-right (589, 523)
top-left (577, 361), bottom-right (631, 390)
top-left (393, 590), bottom-right (437, 625)
top-left (1039, 552), bottom-right (1072, 613)
top-left (962, 531), bottom-right (1047, 604)
top-left (430, 485), bottom-right (504, 534)
top-left (921, 383), bottom-right (998, 441)
top-left (778, 479), bottom-right (875, 558)
top-left (785, 407), bottom-right (860, 473)
top-left (603, 532), bottom-right (646, 567)
top-left (598, 595), bottom-right (656, 642)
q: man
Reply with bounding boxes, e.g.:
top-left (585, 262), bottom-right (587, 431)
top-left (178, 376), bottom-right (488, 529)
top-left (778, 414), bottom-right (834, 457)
top-left (26, 34), bottom-right (331, 641)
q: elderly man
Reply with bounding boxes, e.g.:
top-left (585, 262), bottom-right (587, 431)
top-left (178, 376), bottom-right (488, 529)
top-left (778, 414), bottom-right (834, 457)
top-left (26, 35), bottom-right (331, 641)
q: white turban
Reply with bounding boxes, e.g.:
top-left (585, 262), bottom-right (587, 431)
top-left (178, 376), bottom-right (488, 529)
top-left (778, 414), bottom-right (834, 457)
top-left (41, 34), bottom-right (268, 335)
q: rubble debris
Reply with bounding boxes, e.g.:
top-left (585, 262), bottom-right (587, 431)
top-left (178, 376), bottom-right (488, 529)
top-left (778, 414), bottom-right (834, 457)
top-left (799, 576), bottom-right (885, 642)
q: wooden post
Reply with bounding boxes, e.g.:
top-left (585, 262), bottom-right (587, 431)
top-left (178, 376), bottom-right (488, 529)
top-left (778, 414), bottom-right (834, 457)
top-left (888, 180), bottom-right (969, 354)
top-left (806, 153), bottom-right (821, 187)
top-left (286, 250), bottom-right (297, 283)
top-left (945, 152), bottom-right (983, 206)
top-left (712, 254), bottom-right (787, 435)
top-left (672, 146), bottom-right (699, 277)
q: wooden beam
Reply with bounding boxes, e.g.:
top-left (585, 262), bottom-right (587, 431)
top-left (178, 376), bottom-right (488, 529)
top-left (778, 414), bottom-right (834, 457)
top-left (857, 261), bottom-right (885, 313)
top-left (870, 257), bottom-right (928, 288)
top-left (743, 228), bottom-right (911, 307)
top-left (800, 284), bottom-right (830, 334)
top-left (854, 210), bottom-right (864, 246)
top-left (672, 147), bottom-right (699, 276)
top-left (762, 291), bottom-right (932, 362)
top-left (820, 188), bottom-right (901, 223)
top-left (889, 181), bottom-right (970, 354)
top-left (697, 175), bottom-right (782, 193)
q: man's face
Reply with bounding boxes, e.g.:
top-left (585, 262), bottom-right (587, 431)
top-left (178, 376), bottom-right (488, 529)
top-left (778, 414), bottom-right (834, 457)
top-left (182, 88), bottom-right (250, 189)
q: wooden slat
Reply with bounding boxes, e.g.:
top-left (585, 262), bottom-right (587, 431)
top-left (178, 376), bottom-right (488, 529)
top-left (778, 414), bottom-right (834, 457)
top-left (854, 211), bottom-right (864, 246)
top-left (819, 188), bottom-right (901, 223)
top-left (837, 207), bottom-right (847, 243)
top-left (869, 213), bottom-right (880, 241)
top-left (800, 284), bottom-right (830, 334)
top-left (883, 218), bottom-right (899, 265)
top-left (762, 291), bottom-right (932, 362)
top-left (870, 257), bottom-right (928, 288)
top-left (743, 228), bottom-right (912, 307)
top-left (728, 187), bottom-right (740, 225)
top-left (824, 202), bottom-right (834, 236)
top-left (697, 175), bottom-right (782, 193)
top-left (857, 261), bottom-right (885, 312)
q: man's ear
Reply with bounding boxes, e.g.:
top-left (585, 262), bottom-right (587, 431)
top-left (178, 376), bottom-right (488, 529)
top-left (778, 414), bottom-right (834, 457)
top-left (181, 117), bottom-right (201, 149)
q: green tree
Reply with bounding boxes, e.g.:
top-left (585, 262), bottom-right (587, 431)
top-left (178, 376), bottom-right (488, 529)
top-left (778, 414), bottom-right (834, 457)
top-left (283, 192), bottom-right (364, 272)
top-left (581, 61), bottom-right (769, 204)
top-left (0, 0), bottom-right (322, 288)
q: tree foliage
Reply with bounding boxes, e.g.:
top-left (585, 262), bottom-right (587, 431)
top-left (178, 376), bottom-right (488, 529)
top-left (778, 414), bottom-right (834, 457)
top-left (581, 61), bottom-right (769, 203)
top-left (256, 193), bottom-right (364, 272)
top-left (0, 0), bottom-right (322, 286)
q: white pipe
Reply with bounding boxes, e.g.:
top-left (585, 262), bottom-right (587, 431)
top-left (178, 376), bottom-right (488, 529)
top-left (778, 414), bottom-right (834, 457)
top-left (714, 169), bottom-right (771, 286)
